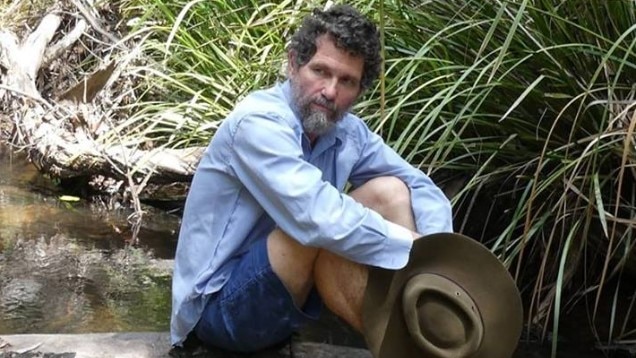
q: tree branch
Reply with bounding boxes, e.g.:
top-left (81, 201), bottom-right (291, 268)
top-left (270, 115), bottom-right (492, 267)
top-left (1, 3), bottom-right (205, 186)
top-left (23, 12), bottom-right (62, 77)
top-left (71, 0), bottom-right (121, 45)
top-left (0, 31), bottom-right (19, 69)
top-left (43, 18), bottom-right (88, 67)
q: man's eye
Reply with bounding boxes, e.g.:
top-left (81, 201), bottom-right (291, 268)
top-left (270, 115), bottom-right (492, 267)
top-left (342, 79), bottom-right (357, 88)
top-left (340, 78), bottom-right (360, 89)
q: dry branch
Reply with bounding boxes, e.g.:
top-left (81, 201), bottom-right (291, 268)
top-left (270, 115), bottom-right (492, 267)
top-left (43, 18), bottom-right (88, 67)
top-left (0, 2), bottom-right (204, 187)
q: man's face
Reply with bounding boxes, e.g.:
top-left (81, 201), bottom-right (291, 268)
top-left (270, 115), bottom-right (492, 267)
top-left (289, 35), bottom-right (364, 138)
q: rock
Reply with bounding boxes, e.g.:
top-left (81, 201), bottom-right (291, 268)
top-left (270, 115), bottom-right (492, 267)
top-left (293, 342), bottom-right (371, 358)
top-left (0, 332), bottom-right (372, 358)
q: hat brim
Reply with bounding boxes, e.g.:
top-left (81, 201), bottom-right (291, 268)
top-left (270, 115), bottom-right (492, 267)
top-left (362, 233), bottom-right (523, 358)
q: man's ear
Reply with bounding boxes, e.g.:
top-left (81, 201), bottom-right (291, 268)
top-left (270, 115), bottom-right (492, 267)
top-left (287, 51), bottom-right (297, 76)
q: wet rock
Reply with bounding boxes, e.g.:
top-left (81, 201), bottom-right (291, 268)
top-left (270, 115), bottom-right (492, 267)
top-left (0, 332), bottom-right (372, 358)
top-left (186, 343), bottom-right (368, 358)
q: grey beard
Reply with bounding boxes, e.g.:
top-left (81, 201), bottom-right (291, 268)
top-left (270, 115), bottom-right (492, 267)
top-left (290, 78), bottom-right (347, 136)
top-left (302, 111), bottom-right (334, 136)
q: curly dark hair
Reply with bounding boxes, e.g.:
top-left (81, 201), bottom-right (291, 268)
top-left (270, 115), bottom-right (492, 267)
top-left (288, 5), bottom-right (382, 91)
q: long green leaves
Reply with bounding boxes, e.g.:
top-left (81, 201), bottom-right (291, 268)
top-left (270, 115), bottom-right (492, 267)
top-left (395, 1), bottom-right (636, 352)
top-left (117, 0), bottom-right (319, 147)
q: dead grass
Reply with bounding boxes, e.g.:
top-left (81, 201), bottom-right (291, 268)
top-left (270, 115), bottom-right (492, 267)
top-left (0, 0), bottom-right (58, 32)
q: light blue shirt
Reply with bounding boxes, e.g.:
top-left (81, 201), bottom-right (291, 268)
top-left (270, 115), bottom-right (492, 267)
top-left (170, 80), bottom-right (453, 346)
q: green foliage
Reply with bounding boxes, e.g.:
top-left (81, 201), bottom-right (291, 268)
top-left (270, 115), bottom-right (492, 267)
top-left (370, 1), bottom-right (636, 352)
top-left (118, 0), bottom-right (636, 350)
top-left (117, 0), bottom-right (322, 147)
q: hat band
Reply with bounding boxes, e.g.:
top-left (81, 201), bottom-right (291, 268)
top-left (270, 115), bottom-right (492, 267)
top-left (402, 273), bottom-right (484, 357)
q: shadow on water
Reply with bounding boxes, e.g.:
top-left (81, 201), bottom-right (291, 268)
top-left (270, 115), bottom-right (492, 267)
top-left (0, 145), bottom-right (629, 357)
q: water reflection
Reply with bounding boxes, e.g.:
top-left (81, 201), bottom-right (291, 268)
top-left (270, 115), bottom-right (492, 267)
top-left (0, 145), bottom-right (178, 334)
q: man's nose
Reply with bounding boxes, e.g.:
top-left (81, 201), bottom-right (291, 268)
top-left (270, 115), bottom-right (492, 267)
top-left (321, 80), bottom-right (337, 100)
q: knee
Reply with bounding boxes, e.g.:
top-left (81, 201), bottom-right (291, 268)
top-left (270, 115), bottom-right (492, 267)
top-left (354, 176), bottom-right (411, 214)
top-left (268, 229), bottom-right (319, 279)
top-left (268, 229), bottom-right (320, 272)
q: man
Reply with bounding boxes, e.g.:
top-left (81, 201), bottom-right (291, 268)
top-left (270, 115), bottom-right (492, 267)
top-left (170, 4), bottom-right (453, 353)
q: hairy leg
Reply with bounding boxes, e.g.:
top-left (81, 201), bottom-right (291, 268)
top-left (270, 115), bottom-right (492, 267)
top-left (267, 228), bottom-right (320, 307)
top-left (267, 177), bottom-right (417, 330)
top-left (314, 177), bottom-right (417, 331)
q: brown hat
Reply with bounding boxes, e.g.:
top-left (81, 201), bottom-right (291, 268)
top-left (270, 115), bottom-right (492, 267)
top-left (362, 233), bottom-right (523, 358)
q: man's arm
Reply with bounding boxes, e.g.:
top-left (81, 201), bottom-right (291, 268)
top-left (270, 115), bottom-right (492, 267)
top-left (227, 113), bottom-right (413, 269)
top-left (349, 127), bottom-right (454, 235)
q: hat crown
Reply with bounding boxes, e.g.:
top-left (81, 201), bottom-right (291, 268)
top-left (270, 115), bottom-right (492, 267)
top-left (418, 296), bottom-right (468, 346)
top-left (403, 273), bottom-right (483, 357)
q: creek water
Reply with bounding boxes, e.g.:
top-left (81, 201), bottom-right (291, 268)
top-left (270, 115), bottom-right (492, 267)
top-left (0, 144), bottom-right (179, 334)
top-left (0, 144), bottom-right (621, 357)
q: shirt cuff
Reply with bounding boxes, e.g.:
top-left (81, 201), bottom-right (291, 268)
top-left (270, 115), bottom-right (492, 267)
top-left (377, 221), bottom-right (414, 270)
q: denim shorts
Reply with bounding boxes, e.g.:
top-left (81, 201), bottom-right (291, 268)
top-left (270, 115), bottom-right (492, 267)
top-left (194, 238), bottom-right (322, 352)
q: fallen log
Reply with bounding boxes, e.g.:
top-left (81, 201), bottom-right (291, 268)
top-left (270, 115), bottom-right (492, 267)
top-left (0, 2), bottom-right (204, 186)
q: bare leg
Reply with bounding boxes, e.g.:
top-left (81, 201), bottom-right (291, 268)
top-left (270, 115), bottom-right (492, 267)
top-left (267, 228), bottom-right (320, 307)
top-left (314, 177), bottom-right (417, 331)
top-left (267, 176), bottom-right (417, 331)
